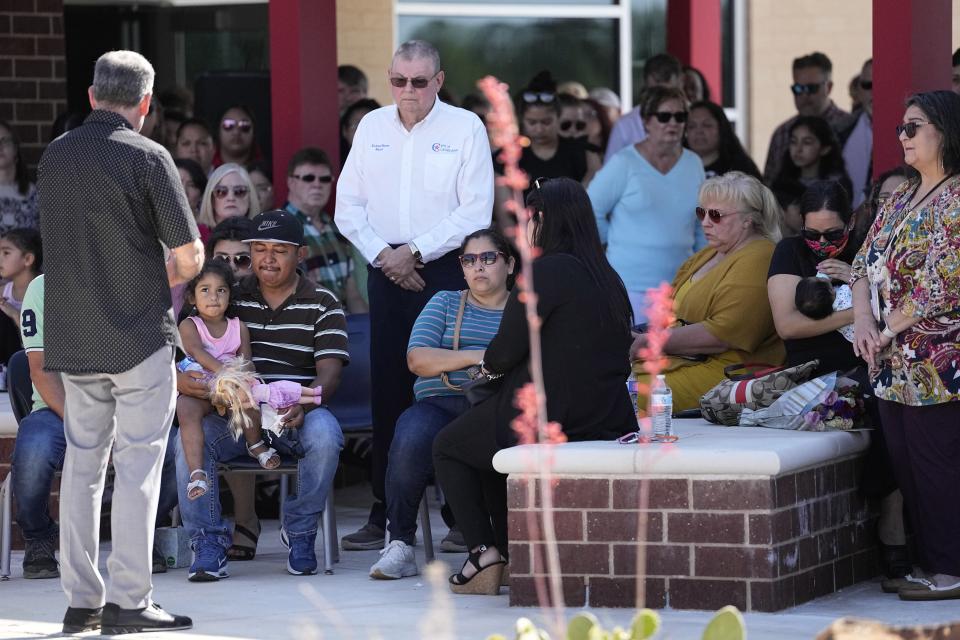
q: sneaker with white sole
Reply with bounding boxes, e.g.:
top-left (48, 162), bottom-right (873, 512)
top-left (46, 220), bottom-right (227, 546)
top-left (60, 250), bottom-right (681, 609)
top-left (188, 538), bottom-right (229, 582)
top-left (369, 540), bottom-right (419, 580)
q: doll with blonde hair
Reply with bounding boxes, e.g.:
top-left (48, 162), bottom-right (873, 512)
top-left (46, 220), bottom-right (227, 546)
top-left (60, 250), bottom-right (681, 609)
top-left (209, 359), bottom-right (323, 440)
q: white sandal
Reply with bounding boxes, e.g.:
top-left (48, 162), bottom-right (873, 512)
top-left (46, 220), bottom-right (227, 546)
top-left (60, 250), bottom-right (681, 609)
top-left (247, 440), bottom-right (281, 470)
top-left (187, 469), bottom-right (208, 501)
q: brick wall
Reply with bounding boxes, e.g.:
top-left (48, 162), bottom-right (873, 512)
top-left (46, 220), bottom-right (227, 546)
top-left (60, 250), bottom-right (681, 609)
top-left (336, 0), bottom-right (393, 107)
top-left (0, 0), bottom-right (68, 173)
top-left (507, 455), bottom-right (878, 612)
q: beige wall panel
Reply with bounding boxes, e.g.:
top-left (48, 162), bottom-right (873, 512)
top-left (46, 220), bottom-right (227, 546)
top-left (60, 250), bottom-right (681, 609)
top-left (748, 0), bottom-right (872, 169)
top-left (337, 0), bottom-right (394, 107)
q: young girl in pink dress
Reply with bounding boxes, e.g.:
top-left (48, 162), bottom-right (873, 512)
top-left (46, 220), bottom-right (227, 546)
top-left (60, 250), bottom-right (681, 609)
top-left (176, 260), bottom-right (274, 500)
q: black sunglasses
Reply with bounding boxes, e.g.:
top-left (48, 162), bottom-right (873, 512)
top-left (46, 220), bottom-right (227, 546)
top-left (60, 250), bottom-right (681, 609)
top-left (695, 206), bottom-right (738, 223)
top-left (791, 82), bottom-right (825, 96)
top-left (800, 227), bottom-right (846, 242)
top-left (389, 74), bottom-right (435, 89)
top-left (292, 173), bottom-right (334, 184)
top-left (896, 121), bottom-right (929, 139)
top-left (522, 91), bottom-right (555, 104)
top-left (213, 253), bottom-right (252, 268)
top-left (559, 120), bottom-right (587, 132)
top-left (654, 111), bottom-right (688, 124)
top-left (459, 251), bottom-right (505, 268)
top-left (859, 80), bottom-right (873, 91)
top-left (213, 185), bottom-right (249, 199)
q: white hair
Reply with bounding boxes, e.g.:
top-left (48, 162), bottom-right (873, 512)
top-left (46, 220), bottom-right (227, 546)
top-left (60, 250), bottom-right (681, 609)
top-left (92, 50), bottom-right (155, 108)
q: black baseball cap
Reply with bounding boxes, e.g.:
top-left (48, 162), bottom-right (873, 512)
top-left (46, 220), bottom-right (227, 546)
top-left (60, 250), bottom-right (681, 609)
top-left (244, 209), bottom-right (304, 246)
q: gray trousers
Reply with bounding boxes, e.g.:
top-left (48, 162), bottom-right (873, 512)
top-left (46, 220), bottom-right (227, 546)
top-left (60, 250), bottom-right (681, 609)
top-left (59, 345), bottom-right (176, 610)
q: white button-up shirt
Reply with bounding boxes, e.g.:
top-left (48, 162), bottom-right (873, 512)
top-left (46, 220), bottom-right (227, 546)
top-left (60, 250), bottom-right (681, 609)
top-left (336, 99), bottom-right (494, 264)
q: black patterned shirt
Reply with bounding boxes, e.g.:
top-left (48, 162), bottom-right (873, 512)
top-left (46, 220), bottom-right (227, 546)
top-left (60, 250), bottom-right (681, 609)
top-left (38, 109), bottom-right (199, 374)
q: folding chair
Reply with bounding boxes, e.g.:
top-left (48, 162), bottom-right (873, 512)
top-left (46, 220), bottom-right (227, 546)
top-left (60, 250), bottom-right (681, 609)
top-left (1, 350), bottom-right (35, 579)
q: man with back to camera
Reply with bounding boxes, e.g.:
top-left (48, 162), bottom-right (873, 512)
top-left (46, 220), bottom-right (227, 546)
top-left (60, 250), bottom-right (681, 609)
top-left (37, 50), bottom-right (202, 635)
top-left (335, 39), bottom-right (494, 551)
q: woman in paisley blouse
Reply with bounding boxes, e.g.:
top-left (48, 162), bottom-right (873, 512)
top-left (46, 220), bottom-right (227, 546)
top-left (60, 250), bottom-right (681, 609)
top-left (851, 90), bottom-right (960, 601)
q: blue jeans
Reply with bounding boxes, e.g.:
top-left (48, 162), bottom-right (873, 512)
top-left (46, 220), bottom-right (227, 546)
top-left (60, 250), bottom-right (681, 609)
top-left (175, 408), bottom-right (343, 548)
top-left (386, 395), bottom-right (470, 545)
top-left (11, 408), bottom-right (180, 541)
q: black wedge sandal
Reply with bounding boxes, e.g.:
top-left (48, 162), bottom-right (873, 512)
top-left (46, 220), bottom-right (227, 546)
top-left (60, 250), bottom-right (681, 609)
top-left (449, 545), bottom-right (506, 595)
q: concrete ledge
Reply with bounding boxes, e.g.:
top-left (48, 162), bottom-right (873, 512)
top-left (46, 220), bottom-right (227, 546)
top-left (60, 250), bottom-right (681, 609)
top-left (499, 419), bottom-right (878, 611)
top-left (493, 419), bottom-right (870, 477)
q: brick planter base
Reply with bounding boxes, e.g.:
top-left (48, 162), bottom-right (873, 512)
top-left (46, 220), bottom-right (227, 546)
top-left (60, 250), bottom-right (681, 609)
top-left (506, 455), bottom-right (877, 611)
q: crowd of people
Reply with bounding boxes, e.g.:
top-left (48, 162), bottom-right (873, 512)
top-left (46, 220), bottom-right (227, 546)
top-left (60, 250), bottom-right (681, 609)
top-left (3, 36), bottom-right (960, 635)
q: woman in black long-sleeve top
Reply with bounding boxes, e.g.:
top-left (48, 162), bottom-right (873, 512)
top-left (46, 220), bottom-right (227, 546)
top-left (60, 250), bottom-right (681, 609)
top-left (433, 177), bottom-right (636, 595)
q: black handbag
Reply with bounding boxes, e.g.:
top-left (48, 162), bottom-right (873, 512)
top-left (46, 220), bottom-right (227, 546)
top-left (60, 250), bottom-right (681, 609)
top-left (439, 290), bottom-right (503, 406)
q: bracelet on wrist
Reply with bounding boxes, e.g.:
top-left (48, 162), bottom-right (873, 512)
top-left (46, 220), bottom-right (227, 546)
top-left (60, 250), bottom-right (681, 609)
top-left (881, 325), bottom-right (898, 339)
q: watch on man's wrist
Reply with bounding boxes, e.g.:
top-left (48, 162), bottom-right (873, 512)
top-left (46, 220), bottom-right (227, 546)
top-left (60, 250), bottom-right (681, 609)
top-left (881, 325), bottom-right (898, 339)
top-left (407, 242), bottom-right (423, 263)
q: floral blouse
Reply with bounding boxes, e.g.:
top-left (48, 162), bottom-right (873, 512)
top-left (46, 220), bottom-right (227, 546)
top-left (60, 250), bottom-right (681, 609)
top-left (851, 176), bottom-right (960, 406)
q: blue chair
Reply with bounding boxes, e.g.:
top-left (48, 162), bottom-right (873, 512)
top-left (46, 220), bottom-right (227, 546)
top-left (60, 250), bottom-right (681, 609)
top-left (1, 350), bottom-right (33, 579)
top-left (327, 312), bottom-right (372, 433)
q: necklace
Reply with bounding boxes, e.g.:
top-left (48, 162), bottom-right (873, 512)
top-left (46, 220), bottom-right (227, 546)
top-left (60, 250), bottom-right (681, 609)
top-left (906, 173), bottom-right (953, 211)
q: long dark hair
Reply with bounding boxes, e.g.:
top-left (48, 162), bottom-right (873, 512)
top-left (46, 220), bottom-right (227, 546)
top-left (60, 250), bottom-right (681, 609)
top-left (0, 120), bottom-right (30, 195)
top-left (904, 90), bottom-right (960, 175)
top-left (778, 116), bottom-right (852, 194)
top-left (459, 228), bottom-right (517, 289)
top-left (524, 177), bottom-right (632, 330)
top-left (686, 101), bottom-right (760, 179)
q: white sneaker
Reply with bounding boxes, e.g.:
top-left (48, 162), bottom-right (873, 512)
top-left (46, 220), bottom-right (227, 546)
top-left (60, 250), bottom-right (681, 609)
top-left (369, 540), bottom-right (419, 580)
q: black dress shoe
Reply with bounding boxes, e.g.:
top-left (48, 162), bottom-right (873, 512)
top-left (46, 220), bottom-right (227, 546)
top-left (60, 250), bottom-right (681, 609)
top-left (63, 606), bottom-right (102, 633)
top-left (100, 602), bottom-right (192, 635)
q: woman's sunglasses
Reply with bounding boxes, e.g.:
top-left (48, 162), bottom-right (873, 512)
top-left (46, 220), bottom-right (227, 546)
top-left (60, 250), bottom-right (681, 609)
top-left (695, 206), bottom-right (738, 223)
top-left (559, 120), bottom-right (587, 132)
top-left (522, 91), bottom-right (555, 104)
top-left (213, 185), bottom-right (249, 199)
top-left (213, 253), bottom-right (252, 268)
top-left (896, 121), bottom-right (928, 139)
top-left (459, 251), bottom-right (505, 268)
top-left (221, 118), bottom-right (252, 133)
top-left (800, 227), bottom-right (846, 242)
top-left (654, 111), bottom-right (688, 124)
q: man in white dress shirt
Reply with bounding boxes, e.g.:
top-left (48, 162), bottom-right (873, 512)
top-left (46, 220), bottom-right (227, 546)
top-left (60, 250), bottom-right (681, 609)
top-left (336, 40), bottom-right (494, 550)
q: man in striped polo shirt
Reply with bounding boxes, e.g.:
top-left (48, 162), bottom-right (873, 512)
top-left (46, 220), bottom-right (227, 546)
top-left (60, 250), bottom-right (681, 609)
top-left (174, 210), bottom-right (349, 579)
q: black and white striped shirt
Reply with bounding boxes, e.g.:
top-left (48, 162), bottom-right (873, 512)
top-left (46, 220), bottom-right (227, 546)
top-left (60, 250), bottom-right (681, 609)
top-left (232, 273), bottom-right (349, 384)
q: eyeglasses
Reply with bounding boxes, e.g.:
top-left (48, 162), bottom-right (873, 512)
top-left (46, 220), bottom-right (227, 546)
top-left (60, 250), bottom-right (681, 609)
top-left (896, 121), bottom-right (929, 139)
top-left (791, 82), bottom-right (825, 95)
top-left (212, 253), bottom-right (252, 269)
top-left (221, 118), bottom-right (252, 133)
top-left (859, 80), bottom-right (873, 91)
top-left (800, 227), bottom-right (847, 242)
top-left (653, 111), bottom-right (688, 124)
top-left (291, 173), bottom-right (334, 184)
top-left (389, 73), bottom-right (437, 89)
top-left (459, 251), bottom-right (506, 268)
top-left (559, 120), bottom-right (587, 132)
top-left (522, 91), bottom-right (556, 104)
top-left (213, 185), bottom-right (250, 199)
top-left (695, 206), bottom-right (740, 223)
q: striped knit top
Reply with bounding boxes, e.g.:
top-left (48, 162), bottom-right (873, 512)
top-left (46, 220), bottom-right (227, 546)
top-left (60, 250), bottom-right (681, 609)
top-left (408, 290), bottom-right (504, 401)
top-left (232, 273), bottom-right (349, 385)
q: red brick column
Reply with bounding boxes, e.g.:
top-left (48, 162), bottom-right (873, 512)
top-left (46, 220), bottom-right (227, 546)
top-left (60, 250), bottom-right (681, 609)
top-left (0, 0), bottom-right (68, 172)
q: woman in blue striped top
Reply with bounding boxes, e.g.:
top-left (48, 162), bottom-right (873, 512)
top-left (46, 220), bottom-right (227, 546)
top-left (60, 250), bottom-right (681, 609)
top-left (369, 228), bottom-right (515, 581)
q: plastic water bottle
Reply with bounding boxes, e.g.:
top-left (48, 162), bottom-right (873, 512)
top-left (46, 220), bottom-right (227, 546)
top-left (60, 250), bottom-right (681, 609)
top-left (626, 372), bottom-right (640, 428)
top-left (651, 374), bottom-right (673, 439)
